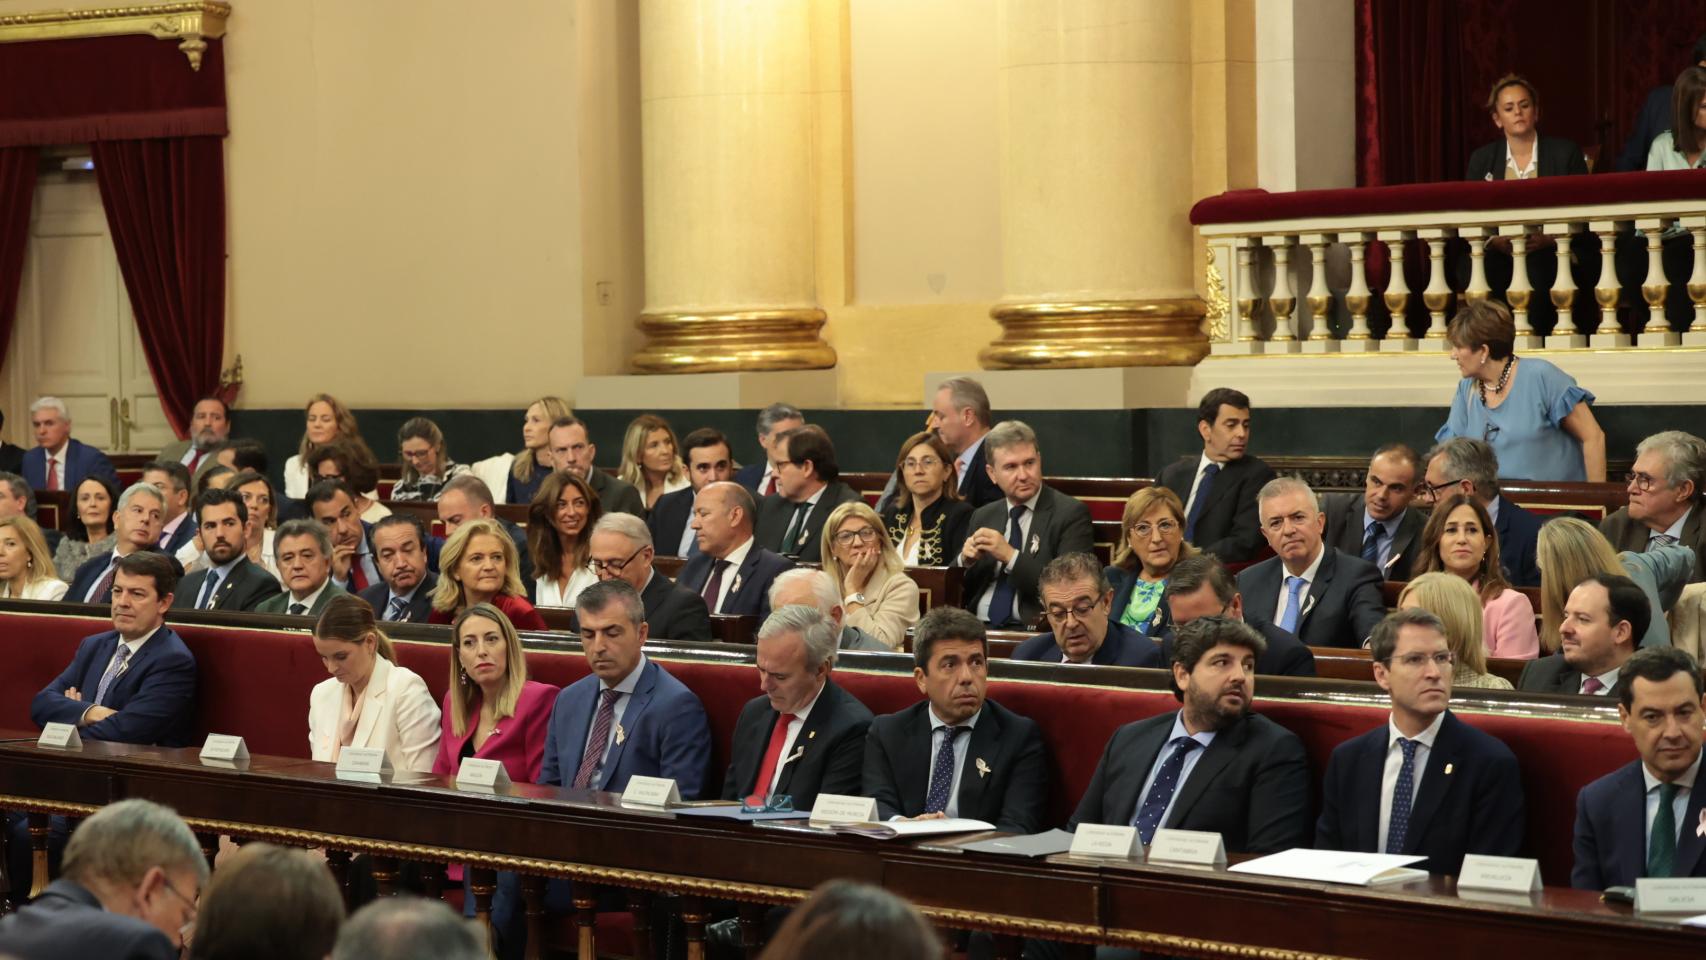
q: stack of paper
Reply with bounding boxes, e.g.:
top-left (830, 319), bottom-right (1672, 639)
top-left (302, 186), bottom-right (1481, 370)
top-left (1228, 849), bottom-right (1429, 887)
top-left (830, 818), bottom-right (995, 839)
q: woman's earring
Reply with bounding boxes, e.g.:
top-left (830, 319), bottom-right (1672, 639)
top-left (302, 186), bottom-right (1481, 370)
top-left (460, 671), bottom-right (471, 687)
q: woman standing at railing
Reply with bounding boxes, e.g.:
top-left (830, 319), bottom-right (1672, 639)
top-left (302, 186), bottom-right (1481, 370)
top-left (1437, 300), bottom-right (1605, 482)
top-left (1535, 517), bottom-right (1694, 652)
top-left (1411, 493), bottom-right (1538, 659)
top-left (1396, 573), bottom-right (1513, 690)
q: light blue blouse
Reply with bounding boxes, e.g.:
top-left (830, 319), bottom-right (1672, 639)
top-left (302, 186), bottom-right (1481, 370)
top-left (1436, 356), bottom-right (1594, 481)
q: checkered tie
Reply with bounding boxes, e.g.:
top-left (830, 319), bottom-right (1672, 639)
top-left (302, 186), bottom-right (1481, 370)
top-left (1652, 533), bottom-right (1682, 548)
top-left (572, 689), bottom-right (621, 789)
top-left (1133, 736), bottom-right (1202, 845)
top-left (924, 726), bottom-right (968, 814)
top-left (1386, 738), bottom-right (1419, 853)
top-left (93, 644), bottom-right (132, 707)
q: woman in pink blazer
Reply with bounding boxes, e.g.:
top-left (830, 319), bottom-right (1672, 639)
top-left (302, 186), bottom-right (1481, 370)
top-left (1412, 493), bottom-right (1540, 659)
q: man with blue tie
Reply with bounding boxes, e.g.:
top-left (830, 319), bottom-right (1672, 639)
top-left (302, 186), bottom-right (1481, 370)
top-left (1316, 608), bottom-right (1525, 874)
top-left (1573, 646), bottom-right (1706, 889)
top-left (358, 514), bottom-right (437, 623)
top-left (1322, 444), bottom-right (1427, 581)
top-left (67, 483), bottom-right (167, 605)
top-left (174, 489), bottom-right (282, 612)
top-left (1071, 616), bottom-right (1311, 853)
top-left (1157, 388), bottom-right (1275, 563)
top-left (1237, 477), bottom-right (1386, 648)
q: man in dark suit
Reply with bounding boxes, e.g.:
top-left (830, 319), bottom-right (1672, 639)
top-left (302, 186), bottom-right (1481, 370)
top-left (1317, 609), bottom-right (1524, 874)
top-left (359, 514), bottom-right (438, 623)
top-left (69, 483), bottom-right (167, 605)
top-left (960, 420), bottom-right (1094, 628)
top-left (1012, 552), bottom-right (1163, 667)
top-left (548, 416), bottom-right (645, 518)
top-left (256, 520), bottom-right (348, 616)
top-left (724, 605), bottom-right (873, 807)
top-left (141, 461), bottom-right (197, 557)
top-left (679, 482), bottom-right (794, 618)
top-left (157, 395), bottom-right (232, 477)
top-left (1519, 573), bottom-right (1648, 699)
top-left (1071, 616), bottom-right (1311, 853)
top-left (863, 607), bottom-right (1048, 833)
top-left (1162, 554), bottom-right (1316, 676)
top-left (1601, 430), bottom-right (1706, 583)
top-left (1157, 387), bottom-right (1275, 564)
top-left (21, 396), bottom-right (118, 494)
top-left (438, 475), bottom-right (532, 586)
top-left (307, 480), bottom-right (380, 595)
top-left (932, 376), bottom-right (1002, 508)
top-left (1322, 444), bottom-right (1427, 581)
top-left (0, 798), bottom-right (206, 950)
top-left (1237, 478), bottom-right (1385, 649)
top-left (1574, 646), bottom-right (1706, 890)
top-left (0, 408), bottom-right (23, 476)
top-left (734, 403), bottom-right (803, 497)
top-left (1422, 437), bottom-right (1542, 587)
top-left (176, 489), bottom-right (282, 613)
top-left (590, 512), bottom-right (712, 642)
top-left (0, 471), bottom-right (61, 554)
top-left (753, 425), bottom-right (861, 560)
top-left (650, 428), bottom-right (734, 558)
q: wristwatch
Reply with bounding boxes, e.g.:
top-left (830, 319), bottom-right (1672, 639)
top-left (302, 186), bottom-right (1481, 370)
top-left (844, 592), bottom-right (869, 606)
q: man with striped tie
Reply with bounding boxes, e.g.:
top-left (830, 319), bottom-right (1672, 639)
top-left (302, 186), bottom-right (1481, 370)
top-left (1600, 430), bottom-right (1706, 583)
top-left (175, 489), bottom-right (282, 613)
top-left (358, 514), bottom-right (438, 623)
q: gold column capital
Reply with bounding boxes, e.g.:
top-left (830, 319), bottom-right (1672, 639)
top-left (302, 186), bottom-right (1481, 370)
top-left (981, 299), bottom-right (1209, 369)
top-left (0, 2), bottom-right (230, 70)
top-left (632, 308), bottom-right (837, 374)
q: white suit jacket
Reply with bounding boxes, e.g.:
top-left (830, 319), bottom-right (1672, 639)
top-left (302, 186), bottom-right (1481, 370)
top-left (307, 655), bottom-right (441, 774)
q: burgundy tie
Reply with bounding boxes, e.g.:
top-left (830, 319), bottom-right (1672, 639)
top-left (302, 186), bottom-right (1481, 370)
top-left (45, 457), bottom-right (59, 492)
top-left (572, 689), bottom-right (621, 789)
top-left (700, 559), bottom-right (730, 613)
top-left (1581, 677), bottom-right (1605, 695)
top-left (763, 473), bottom-right (776, 497)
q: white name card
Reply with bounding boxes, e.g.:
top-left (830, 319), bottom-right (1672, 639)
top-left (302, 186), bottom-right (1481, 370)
top-left (809, 794), bottom-right (879, 825)
top-left (1457, 855), bottom-right (1541, 895)
top-left (1148, 828), bottom-right (1227, 868)
top-left (199, 734), bottom-right (250, 765)
top-left (1636, 878), bottom-right (1706, 914)
top-left (454, 758), bottom-right (511, 791)
top-left (334, 746), bottom-right (392, 781)
top-left (620, 775), bottom-right (680, 808)
top-left (37, 723), bottom-right (81, 751)
top-left (1069, 824), bottom-right (1142, 861)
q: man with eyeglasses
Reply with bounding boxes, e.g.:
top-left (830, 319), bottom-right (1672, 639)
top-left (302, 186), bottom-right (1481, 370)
top-left (1322, 443), bottom-right (1427, 581)
top-left (1237, 477), bottom-right (1386, 648)
top-left (1012, 553), bottom-right (1163, 666)
top-left (1161, 554), bottom-right (1316, 676)
top-left (1419, 437), bottom-right (1543, 587)
top-left (754, 424), bottom-right (861, 559)
top-left (1316, 608), bottom-right (1524, 874)
top-left (1601, 430), bottom-right (1706, 583)
top-left (588, 512), bottom-right (711, 642)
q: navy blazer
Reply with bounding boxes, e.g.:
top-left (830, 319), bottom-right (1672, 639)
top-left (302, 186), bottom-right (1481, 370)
top-left (177, 557), bottom-right (284, 613)
top-left (1237, 547), bottom-right (1386, 649)
top-left (159, 517), bottom-right (197, 557)
top-left (67, 548), bottom-right (180, 605)
top-left (677, 542), bottom-right (795, 618)
top-left (957, 436), bottom-right (1003, 509)
top-left (1322, 492), bottom-right (1426, 581)
top-left (358, 571), bottom-right (439, 624)
top-left (1012, 620), bottom-right (1163, 668)
top-left (754, 481), bottom-right (863, 560)
top-left (721, 679), bottom-right (873, 808)
top-left (1574, 757), bottom-right (1706, 890)
top-left (1315, 711), bottom-right (1525, 875)
top-left (30, 626), bottom-right (197, 747)
top-left (647, 485), bottom-right (697, 557)
top-left (1158, 620), bottom-right (1317, 678)
top-left (0, 878), bottom-right (176, 960)
top-left (734, 462), bottom-right (767, 495)
top-left (539, 658), bottom-right (713, 799)
top-left (861, 697), bottom-right (1049, 834)
top-left (1494, 496), bottom-right (1543, 588)
top-left (21, 438), bottom-right (118, 495)
top-left (1157, 453), bottom-right (1275, 563)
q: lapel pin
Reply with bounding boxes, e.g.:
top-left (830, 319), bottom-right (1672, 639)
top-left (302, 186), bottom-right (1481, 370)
top-left (976, 758), bottom-right (991, 778)
top-left (1444, 763), bottom-right (1454, 775)
top-left (615, 724), bottom-right (627, 745)
top-left (808, 730), bottom-right (816, 740)
top-left (1697, 809), bottom-right (1706, 838)
top-left (731, 573), bottom-right (744, 594)
top-left (1028, 534), bottom-right (1040, 554)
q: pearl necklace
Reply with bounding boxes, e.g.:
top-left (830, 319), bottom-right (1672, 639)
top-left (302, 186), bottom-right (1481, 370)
top-left (1477, 355), bottom-right (1514, 406)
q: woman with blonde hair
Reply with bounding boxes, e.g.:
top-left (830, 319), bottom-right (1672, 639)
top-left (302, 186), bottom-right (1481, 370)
top-left (0, 516), bottom-right (68, 600)
top-left (307, 594), bottom-right (441, 772)
top-left (1396, 572), bottom-right (1513, 690)
top-left (1412, 492), bottom-right (1538, 659)
top-left (1536, 517), bottom-right (1692, 652)
top-left (284, 393), bottom-right (364, 499)
top-left (617, 414), bottom-right (689, 514)
top-left (430, 518), bottom-right (547, 630)
top-left (820, 500), bottom-right (919, 650)
top-left (506, 396), bottom-right (572, 506)
top-left (528, 470), bottom-right (602, 608)
top-left (1109, 486), bottom-right (1198, 635)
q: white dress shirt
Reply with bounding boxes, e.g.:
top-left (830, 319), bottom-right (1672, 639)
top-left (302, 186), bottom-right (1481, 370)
top-left (1270, 545), bottom-right (1327, 627)
top-left (535, 566), bottom-right (598, 608)
top-left (1643, 755), bottom-right (1700, 856)
top-left (582, 654), bottom-right (649, 782)
top-left (759, 682), bottom-right (825, 799)
top-left (708, 537), bottom-right (755, 613)
top-left (1580, 666), bottom-right (1621, 695)
top-left (1377, 711), bottom-right (1445, 853)
top-left (1502, 139), bottom-right (1538, 180)
top-left (1133, 712), bottom-right (1217, 829)
top-left (286, 579), bottom-right (333, 614)
top-left (922, 703), bottom-right (983, 819)
top-left (973, 489), bottom-right (1042, 621)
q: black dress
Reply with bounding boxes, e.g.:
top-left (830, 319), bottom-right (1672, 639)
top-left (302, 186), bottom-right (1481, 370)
top-left (881, 497), bottom-right (972, 567)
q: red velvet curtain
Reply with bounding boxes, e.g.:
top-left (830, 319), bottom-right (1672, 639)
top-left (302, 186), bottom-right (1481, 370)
top-left (0, 148), bottom-right (38, 377)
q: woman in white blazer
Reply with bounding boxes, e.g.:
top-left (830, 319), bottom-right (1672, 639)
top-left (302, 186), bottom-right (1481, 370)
top-left (819, 500), bottom-right (920, 650)
top-left (307, 594), bottom-right (441, 773)
top-left (0, 516), bottom-right (70, 601)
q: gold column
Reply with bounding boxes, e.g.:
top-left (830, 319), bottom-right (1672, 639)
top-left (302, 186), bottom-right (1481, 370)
top-left (981, 0), bottom-right (1207, 369)
top-left (630, 0), bottom-right (835, 373)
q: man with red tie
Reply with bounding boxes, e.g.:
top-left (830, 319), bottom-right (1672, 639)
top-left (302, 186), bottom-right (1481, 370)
top-left (734, 403), bottom-right (803, 498)
top-left (157, 396), bottom-right (232, 483)
top-left (21, 396), bottom-right (118, 495)
top-left (307, 479), bottom-right (379, 594)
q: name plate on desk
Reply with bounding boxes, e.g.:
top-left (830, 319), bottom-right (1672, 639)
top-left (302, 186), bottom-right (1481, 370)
top-left (1636, 878), bottom-right (1706, 914)
top-left (1457, 855), bottom-right (1540, 895)
top-left (1069, 825), bottom-right (1142, 861)
top-left (620, 775), bottom-right (680, 808)
top-left (1149, 829), bottom-right (1226, 867)
top-left (335, 747), bottom-right (391, 781)
top-left (37, 723), bottom-right (80, 750)
top-left (809, 794), bottom-right (877, 825)
top-left (456, 758), bottom-right (511, 791)
top-left (200, 734), bottom-right (250, 764)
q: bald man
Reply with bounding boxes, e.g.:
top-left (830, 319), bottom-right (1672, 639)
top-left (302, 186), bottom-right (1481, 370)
top-left (676, 482), bottom-right (794, 619)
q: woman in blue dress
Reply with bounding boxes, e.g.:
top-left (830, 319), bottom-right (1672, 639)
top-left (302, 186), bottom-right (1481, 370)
top-left (1436, 300), bottom-right (1604, 482)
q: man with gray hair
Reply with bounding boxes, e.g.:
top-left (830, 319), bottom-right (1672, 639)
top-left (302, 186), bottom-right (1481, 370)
top-left (768, 567), bottom-right (887, 651)
top-left (735, 402), bottom-right (805, 497)
top-left (588, 512), bottom-right (711, 642)
top-left (1420, 437), bottom-right (1543, 586)
top-left (332, 896), bottom-right (484, 960)
top-left (959, 420), bottom-right (1094, 628)
top-left (1236, 477), bottom-right (1385, 648)
top-left (22, 395), bottom-right (118, 494)
top-left (68, 482), bottom-right (168, 604)
top-left (722, 605), bottom-right (874, 809)
top-left (1601, 430), bottom-right (1706, 582)
top-left (0, 798), bottom-right (206, 953)
top-left (256, 519), bottom-right (346, 616)
top-left (932, 376), bottom-right (1001, 507)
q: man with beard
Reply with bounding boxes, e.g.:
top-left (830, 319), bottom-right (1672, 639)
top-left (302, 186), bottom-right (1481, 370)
top-left (159, 396), bottom-right (233, 482)
top-left (1070, 616), bottom-right (1310, 854)
top-left (175, 489), bottom-right (282, 612)
top-left (359, 514), bottom-right (437, 623)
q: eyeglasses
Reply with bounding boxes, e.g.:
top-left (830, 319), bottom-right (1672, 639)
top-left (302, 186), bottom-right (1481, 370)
top-left (741, 793), bottom-right (795, 814)
top-left (832, 527), bottom-right (880, 546)
top-left (162, 876), bottom-right (199, 922)
top-left (1482, 422), bottom-right (1500, 444)
top-left (317, 471), bottom-right (344, 482)
top-left (903, 456), bottom-right (943, 470)
top-left (1045, 597), bottom-right (1103, 623)
top-left (1625, 471), bottom-right (1665, 493)
top-left (590, 545), bottom-right (647, 575)
top-left (1415, 478), bottom-right (1465, 503)
top-left (1131, 520), bottom-right (1180, 539)
top-left (1380, 651), bottom-right (1454, 670)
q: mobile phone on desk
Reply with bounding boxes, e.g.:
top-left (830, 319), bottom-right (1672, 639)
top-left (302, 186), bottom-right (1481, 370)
top-left (1602, 885), bottom-right (1636, 905)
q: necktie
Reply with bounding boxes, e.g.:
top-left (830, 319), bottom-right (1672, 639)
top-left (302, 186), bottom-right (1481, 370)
top-left (1386, 738), bottom-right (1419, 853)
top-left (386, 596), bottom-right (410, 622)
top-left (1652, 533), bottom-right (1682, 548)
top-left (763, 473), bottom-right (777, 497)
top-left (45, 456), bottom-right (59, 492)
top-left (188, 450), bottom-right (206, 473)
top-left (1133, 736), bottom-right (1203, 845)
top-left (1183, 463), bottom-right (1220, 541)
top-left (93, 644), bottom-right (132, 707)
top-left (701, 559), bottom-right (730, 612)
top-left (1361, 520), bottom-right (1382, 564)
top-left (1649, 782), bottom-right (1679, 877)
top-left (925, 726), bottom-right (969, 814)
top-left (198, 572), bottom-right (222, 610)
top-left (781, 502), bottom-right (811, 555)
top-left (985, 504), bottom-right (1028, 627)
top-left (351, 558), bottom-right (371, 593)
top-left (288, 602), bottom-right (308, 616)
top-left (1581, 676), bottom-right (1605, 695)
top-left (1278, 576), bottom-right (1306, 634)
top-left (88, 560), bottom-right (119, 603)
top-left (746, 712), bottom-right (796, 806)
top-left (572, 689), bottom-right (621, 789)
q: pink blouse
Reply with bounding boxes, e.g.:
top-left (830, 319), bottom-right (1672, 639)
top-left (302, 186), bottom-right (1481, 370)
top-left (1481, 587), bottom-right (1539, 660)
top-left (431, 679), bottom-right (561, 783)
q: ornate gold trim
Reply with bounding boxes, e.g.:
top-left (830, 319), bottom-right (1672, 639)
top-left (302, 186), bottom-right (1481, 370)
top-left (982, 299), bottom-right (1210, 369)
top-left (1204, 246), bottom-right (1230, 341)
top-left (631, 308), bottom-right (837, 374)
top-left (0, 2), bottom-right (230, 70)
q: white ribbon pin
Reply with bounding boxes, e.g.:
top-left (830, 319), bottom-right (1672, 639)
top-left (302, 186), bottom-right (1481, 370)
top-left (976, 758), bottom-right (992, 778)
top-left (615, 724), bottom-right (626, 745)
